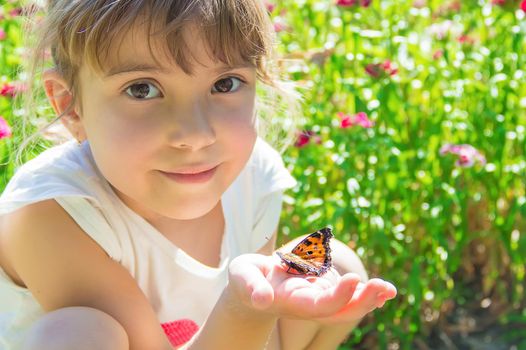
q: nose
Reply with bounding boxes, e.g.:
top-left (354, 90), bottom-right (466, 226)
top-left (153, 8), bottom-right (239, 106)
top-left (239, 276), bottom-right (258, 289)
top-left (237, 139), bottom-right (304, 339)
top-left (168, 101), bottom-right (216, 151)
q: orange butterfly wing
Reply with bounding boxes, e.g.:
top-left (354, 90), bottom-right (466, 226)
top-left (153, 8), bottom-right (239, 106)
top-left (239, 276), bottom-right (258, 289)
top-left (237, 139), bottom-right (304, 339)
top-left (276, 227), bottom-right (333, 276)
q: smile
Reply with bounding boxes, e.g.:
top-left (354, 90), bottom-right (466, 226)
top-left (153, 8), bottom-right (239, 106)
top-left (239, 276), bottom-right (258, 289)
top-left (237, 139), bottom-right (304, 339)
top-left (159, 165), bottom-right (219, 184)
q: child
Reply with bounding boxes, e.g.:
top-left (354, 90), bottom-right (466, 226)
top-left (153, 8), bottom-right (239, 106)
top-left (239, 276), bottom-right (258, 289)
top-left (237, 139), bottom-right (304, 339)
top-left (0, 1), bottom-right (396, 349)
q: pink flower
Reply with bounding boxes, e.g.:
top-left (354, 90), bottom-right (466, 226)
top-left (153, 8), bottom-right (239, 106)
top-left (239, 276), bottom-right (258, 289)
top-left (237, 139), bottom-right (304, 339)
top-left (295, 130), bottom-right (320, 148)
top-left (382, 60), bottom-right (398, 75)
top-left (0, 29), bottom-right (6, 41)
top-left (340, 114), bottom-right (354, 128)
top-left (337, 0), bottom-right (359, 6)
top-left (0, 82), bottom-right (27, 98)
top-left (429, 20), bottom-right (457, 40)
top-left (458, 34), bottom-right (475, 45)
top-left (492, 0), bottom-right (525, 10)
top-left (365, 60), bottom-right (398, 78)
top-left (273, 21), bottom-right (287, 33)
top-left (265, 1), bottom-right (276, 12)
top-left (0, 116), bottom-right (12, 139)
top-left (439, 144), bottom-right (486, 168)
top-left (354, 112), bottom-right (374, 128)
top-left (433, 1), bottom-right (461, 18)
top-left (413, 0), bottom-right (427, 8)
top-left (433, 50), bottom-right (444, 60)
top-left (338, 112), bottom-right (374, 129)
top-left (336, 0), bottom-right (371, 7)
top-left (448, 1), bottom-right (461, 12)
top-left (8, 8), bottom-right (23, 17)
top-left (365, 63), bottom-right (381, 78)
top-left (361, 0), bottom-right (372, 7)
top-left (0, 83), bottom-right (16, 98)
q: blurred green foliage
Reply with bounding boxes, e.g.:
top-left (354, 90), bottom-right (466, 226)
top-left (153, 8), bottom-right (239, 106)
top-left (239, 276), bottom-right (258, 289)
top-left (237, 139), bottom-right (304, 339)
top-left (270, 0), bottom-right (526, 348)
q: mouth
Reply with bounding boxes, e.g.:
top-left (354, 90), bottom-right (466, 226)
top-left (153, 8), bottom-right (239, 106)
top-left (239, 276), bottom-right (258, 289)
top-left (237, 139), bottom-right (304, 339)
top-left (159, 164), bottom-right (219, 184)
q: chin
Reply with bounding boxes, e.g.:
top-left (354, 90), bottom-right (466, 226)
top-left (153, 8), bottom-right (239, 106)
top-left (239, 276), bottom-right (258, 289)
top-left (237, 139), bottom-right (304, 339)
top-left (163, 198), bottom-right (220, 221)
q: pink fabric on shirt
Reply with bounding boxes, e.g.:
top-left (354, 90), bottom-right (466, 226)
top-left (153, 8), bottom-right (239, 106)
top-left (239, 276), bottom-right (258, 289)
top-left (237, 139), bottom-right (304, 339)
top-left (161, 319), bottom-right (199, 347)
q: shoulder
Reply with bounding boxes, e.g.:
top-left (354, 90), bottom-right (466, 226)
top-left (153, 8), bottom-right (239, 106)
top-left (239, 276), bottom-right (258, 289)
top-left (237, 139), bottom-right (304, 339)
top-left (8, 141), bottom-right (98, 186)
top-left (1, 199), bottom-right (99, 279)
top-left (0, 199), bottom-right (95, 290)
top-left (1, 141), bottom-right (104, 210)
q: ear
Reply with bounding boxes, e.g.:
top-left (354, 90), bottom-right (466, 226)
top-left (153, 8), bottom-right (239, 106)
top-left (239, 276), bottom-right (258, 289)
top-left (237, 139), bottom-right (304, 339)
top-left (42, 68), bottom-right (86, 142)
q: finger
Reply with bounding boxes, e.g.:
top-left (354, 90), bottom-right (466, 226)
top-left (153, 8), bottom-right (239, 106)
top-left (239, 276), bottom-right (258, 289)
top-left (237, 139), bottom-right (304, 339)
top-left (250, 279), bottom-right (274, 310)
top-left (378, 279), bottom-right (397, 298)
top-left (329, 278), bottom-right (397, 322)
top-left (229, 255), bottom-right (275, 310)
top-left (311, 273), bottom-right (361, 316)
top-left (286, 273), bottom-right (361, 318)
top-left (374, 279), bottom-right (397, 307)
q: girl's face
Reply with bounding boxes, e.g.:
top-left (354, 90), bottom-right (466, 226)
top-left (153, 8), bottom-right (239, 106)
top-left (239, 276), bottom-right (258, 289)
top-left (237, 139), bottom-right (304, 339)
top-left (76, 25), bottom-right (257, 221)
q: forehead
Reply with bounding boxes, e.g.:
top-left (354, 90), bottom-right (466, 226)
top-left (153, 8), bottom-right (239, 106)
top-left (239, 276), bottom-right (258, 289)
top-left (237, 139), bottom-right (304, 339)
top-left (100, 22), bottom-right (215, 77)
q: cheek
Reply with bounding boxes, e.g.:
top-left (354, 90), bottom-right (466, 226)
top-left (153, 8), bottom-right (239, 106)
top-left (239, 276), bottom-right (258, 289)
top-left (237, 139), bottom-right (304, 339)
top-left (215, 95), bottom-right (257, 130)
top-left (218, 106), bottom-right (257, 151)
top-left (82, 108), bottom-right (160, 181)
top-left (86, 102), bottom-right (159, 147)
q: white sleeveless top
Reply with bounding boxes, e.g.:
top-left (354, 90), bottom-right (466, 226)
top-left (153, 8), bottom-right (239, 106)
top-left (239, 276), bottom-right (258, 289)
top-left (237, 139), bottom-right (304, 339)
top-left (0, 137), bottom-right (296, 349)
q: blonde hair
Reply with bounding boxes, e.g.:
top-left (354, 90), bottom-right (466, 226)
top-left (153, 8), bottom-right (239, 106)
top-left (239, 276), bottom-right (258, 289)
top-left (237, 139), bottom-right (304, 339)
top-left (17, 0), bottom-right (302, 162)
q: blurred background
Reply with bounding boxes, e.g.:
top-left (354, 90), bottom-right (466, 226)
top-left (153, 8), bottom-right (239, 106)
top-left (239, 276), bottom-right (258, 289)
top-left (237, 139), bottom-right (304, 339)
top-left (1, 0), bottom-right (525, 349)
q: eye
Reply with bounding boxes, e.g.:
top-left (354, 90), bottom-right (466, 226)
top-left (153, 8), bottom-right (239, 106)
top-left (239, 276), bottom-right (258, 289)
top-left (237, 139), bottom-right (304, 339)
top-left (124, 81), bottom-right (162, 100)
top-left (212, 77), bottom-right (243, 93)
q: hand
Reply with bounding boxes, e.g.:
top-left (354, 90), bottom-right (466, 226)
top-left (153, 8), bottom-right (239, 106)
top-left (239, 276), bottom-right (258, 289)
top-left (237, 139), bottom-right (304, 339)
top-left (227, 253), bottom-right (396, 324)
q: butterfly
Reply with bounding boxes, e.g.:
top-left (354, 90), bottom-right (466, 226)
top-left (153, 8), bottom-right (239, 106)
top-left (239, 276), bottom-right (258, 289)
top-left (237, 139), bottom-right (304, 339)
top-left (276, 227), bottom-right (333, 277)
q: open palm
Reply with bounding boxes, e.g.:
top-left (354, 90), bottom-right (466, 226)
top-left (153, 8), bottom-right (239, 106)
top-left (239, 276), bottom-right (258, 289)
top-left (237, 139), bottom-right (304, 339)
top-left (228, 254), bottom-right (396, 323)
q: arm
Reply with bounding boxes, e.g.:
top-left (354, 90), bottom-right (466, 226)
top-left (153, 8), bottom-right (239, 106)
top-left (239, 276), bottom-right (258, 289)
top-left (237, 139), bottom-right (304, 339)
top-left (3, 202), bottom-right (293, 350)
top-left (2, 199), bottom-right (173, 350)
top-left (188, 230), bottom-right (395, 350)
top-left (181, 287), bottom-right (278, 349)
top-left (180, 231), bottom-right (280, 349)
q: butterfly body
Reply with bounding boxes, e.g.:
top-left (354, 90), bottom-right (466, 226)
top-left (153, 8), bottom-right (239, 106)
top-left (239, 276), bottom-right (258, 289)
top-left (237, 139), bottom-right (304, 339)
top-left (276, 227), bottom-right (333, 276)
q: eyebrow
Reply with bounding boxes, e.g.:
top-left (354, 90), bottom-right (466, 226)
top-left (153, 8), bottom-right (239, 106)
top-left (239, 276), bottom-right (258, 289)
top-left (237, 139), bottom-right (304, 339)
top-left (104, 62), bottom-right (254, 78)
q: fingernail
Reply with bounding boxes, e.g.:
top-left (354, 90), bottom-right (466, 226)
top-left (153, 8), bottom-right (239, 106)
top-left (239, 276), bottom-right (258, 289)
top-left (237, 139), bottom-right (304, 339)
top-left (376, 292), bottom-right (389, 301)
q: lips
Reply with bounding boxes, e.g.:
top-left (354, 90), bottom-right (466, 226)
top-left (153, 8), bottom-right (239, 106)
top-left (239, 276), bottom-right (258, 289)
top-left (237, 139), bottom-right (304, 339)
top-left (169, 164), bottom-right (218, 175)
top-left (160, 164), bottom-right (219, 184)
